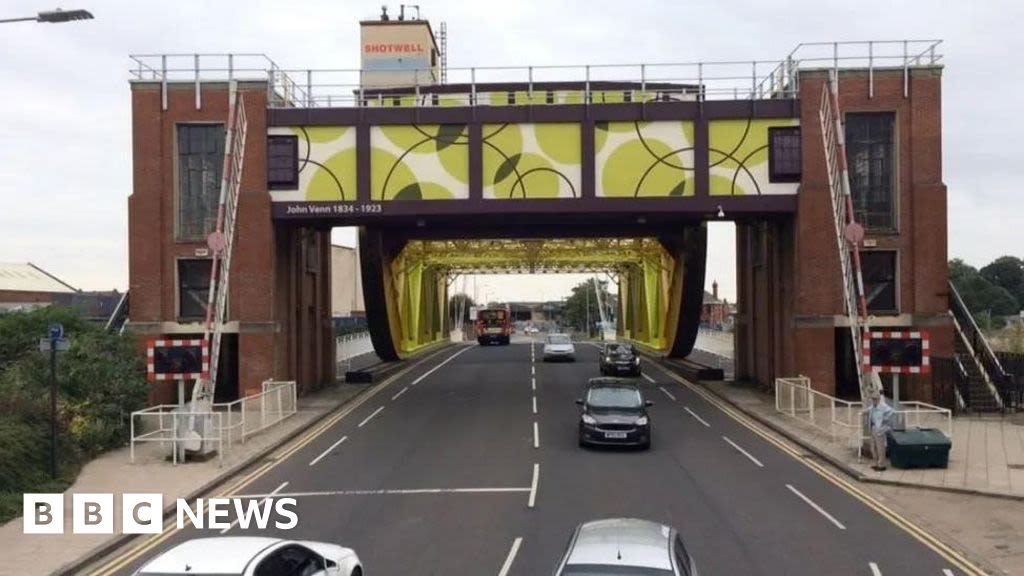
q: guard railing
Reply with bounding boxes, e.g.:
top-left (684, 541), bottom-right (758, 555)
top-left (130, 380), bottom-right (297, 465)
top-left (128, 40), bottom-right (942, 110)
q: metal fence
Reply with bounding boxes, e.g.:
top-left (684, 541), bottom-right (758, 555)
top-left (773, 376), bottom-right (952, 460)
top-left (128, 40), bottom-right (942, 110)
top-left (130, 380), bottom-right (297, 465)
top-left (336, 331), bottom-right (374, 372)
top-left (996, 351), bottom-right (1024, 410)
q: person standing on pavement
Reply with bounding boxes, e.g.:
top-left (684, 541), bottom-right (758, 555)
top-left (868, 390), bottom-right (894, 471)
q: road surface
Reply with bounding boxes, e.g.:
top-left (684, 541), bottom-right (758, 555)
top-left (89, 341), bottom-right (981, 576)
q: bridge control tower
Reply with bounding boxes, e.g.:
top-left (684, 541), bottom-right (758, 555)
top-left (125, 17), bottom-right (954, 405)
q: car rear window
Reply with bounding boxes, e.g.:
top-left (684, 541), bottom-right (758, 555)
top-left (547, 335), bottom-right (571, 345)
top-left (561, 565), bottom-right (674, 575)
top-left (587, 387), bottom-right (642, 408)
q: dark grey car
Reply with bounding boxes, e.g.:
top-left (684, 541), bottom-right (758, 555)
top-left (553, 518), bottom-right (699, 575)
top-left (576, 378), bottom-right (652, 449)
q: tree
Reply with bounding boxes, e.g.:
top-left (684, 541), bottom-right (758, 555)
top-left (980, 256), bottom-right (1024, 310)
top-left (949, 259), bottom-right (1019, 319)
top-left (564, 280), bottom-right (608, 335)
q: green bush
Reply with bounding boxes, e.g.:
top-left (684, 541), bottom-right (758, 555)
top-left (0, 307), bottom-right (149, 523)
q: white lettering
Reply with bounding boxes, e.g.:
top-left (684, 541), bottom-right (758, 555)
top-left (176, 498), bottom-right (204, 529)
top-left (274, 498), bottom-right (299, 530)
top-left (206, 498), bottom-right (231, 529)
top-left (232, 498), bottom-right (275, 530)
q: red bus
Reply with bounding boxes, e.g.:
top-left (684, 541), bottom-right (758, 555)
top-left (476, 306), bottom-right (511, 345)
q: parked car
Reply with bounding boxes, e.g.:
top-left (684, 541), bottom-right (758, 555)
top-left (576, 378), bottom-right (652, 449)
top-left (599, 342), bottom-right (641, 377)
top-left (133, 537), bottom-right (363, 576)
top-left (543, 333), bottom-right (576, 362)
top-left (552, 518), bottom-right (699, 575)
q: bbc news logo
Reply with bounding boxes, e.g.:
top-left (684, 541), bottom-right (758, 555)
top-left (23, 494), bottom-right (298, 534)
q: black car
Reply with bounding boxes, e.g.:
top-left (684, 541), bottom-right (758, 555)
top-left (599, 342), bottom-right (641, 377)
top-left (576, 378), bottom-right (652, 449)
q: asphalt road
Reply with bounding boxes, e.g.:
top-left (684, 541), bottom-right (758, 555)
top-left (92, 341), bottom-right (978, 576)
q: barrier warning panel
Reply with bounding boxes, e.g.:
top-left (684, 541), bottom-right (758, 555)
top-left (862, 331), bottom-right (930, 374)
top-left (147, 338), bottom-right (209, 381)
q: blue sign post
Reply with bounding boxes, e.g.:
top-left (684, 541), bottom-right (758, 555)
top-left (47, 322), bottom-right (64, 479)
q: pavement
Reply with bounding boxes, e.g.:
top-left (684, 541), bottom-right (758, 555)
top-left (0, 378), bottom-right (373, 576)
top-left (70, 340), bottom-right (992, 576)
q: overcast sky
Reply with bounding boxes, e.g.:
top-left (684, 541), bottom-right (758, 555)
top-left (2, 0), bottom-right (1021, 304)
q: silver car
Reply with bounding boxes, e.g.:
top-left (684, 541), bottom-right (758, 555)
top-left (543, 333), bottom-right (576, 362)
top-left (553, 518), bottom-right (698, 575)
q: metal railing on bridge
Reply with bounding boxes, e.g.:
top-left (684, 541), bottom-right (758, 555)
top-left (128, 40), bottom-right (942, 110)
top-left (130, 380), bottom-right (297, 465)
top-left (337, 331), bottom-right (374, 373)
top-left (774, 377), bottom-right (952, 460)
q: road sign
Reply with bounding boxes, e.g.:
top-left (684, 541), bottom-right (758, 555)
top-left (147, 339), bottom-right (209, 381)
top-left (38, 338), bottom-right (70, 352)
top-left (48, 322), bottom-right (64, 341)
top-left (862, 331), bottom-right (930, 374)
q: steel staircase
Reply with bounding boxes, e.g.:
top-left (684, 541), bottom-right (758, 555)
top-left (818, 72), bottom-right (877, 404)
top-left (190, 81), bottom-right (248, 416)
top-left (949, 281), bottom-right (1007, 412)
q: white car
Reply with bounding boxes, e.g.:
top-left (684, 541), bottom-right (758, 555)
top-left (134, 537), bottom-right (363, 576)
top-left (543, 333), bottom-right (576, 362)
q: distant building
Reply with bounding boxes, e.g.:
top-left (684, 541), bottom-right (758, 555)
top-left (0, 262), bottom-right (121, 322)
top-left (701, 281), bottom-right (731, 329)
top-left (331, 245), bottom-right (366, 328)
top-left (0, 262), bottom-right (77, 311)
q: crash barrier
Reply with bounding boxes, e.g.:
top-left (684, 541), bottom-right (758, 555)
top-left (337, 331), bottom-right (374, 371)
top-left (130, 380), bottom-right (297, 465)
top-left (774, 377), bottom-right (952, 460)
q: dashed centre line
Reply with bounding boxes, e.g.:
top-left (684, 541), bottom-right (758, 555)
top-left (659, 386), bottom-right (677, 401)
top-left (684, 406), bottom-right (711, 427)
top-left (358, 406), bottom-right (385, 428)
top-left (498, 537), bottom-right (523, 576)
top-left (391, 386), bottom-right (409, 401)
top-left (532, 395), bottom-right (537, 414)
top-left (642, 373), bottom-right (657, 384)
top-left (722, 436), bottom-right (764, 468)
top-left (869, 563), bottom-right (882, 576)
top-left (308, 436), bottom-right (348, 467)
top-left (787, 484), bottom-right (846, 530)
top-left (533, 421), bottom-right (540, 449)
top-left (528, 463), bottom-right (539, 508)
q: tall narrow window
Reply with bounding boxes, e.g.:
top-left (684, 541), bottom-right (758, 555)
top-left (846, 113), bottom-right (896, 231)
top-left (178, 259), bottom-right (212, 320)
top-left (861, 251), bottom-right (898, 314)
top-left (177, 124), bottom-right (225, 241)
top-left (768, 127), bottom-right (801, 182)
top-left (267, 135), bottom-right (298, 189)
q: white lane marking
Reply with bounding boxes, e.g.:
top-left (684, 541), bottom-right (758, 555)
top-left (221, 481), bottom-right (288, 534)
top-left (869, 563), bottom-right (882, 576)
top-left (786, 484), bottom-right (846, 530)
top-left (659, 386), bottom-right (677, 401)
top-left (642, 372), bottom-right (657, 384)
top-left (722, 436), bottom-right (764, 468)
top-left (532, 396), bottom-right (537, 414)
top-left (391, 386), bottom-right (409, 401)
top-left (498, 537), bottom-right (523, 576)
top-left (411, 345), bottom-right (472, 385)
top-left (234, 487), bottom-right (532, 498)
top-left (531, 377), bottom-right (536, 391)
top-left (531, 365), bottom-right (535, 375)
top-left (684, 406), bottom-right (711, 427)
top-left (528, 463), bottom-right (539, 508)
top-left (308, 436), bottom-right (348, 467)
top-left (533, 421), bottom-right (540, 449)
top-left (942, 570), bottom-right (955, 576)
top-left (358, 406), bottom-right (385, 428)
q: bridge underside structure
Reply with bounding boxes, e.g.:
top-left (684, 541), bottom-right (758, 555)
top-left (358, 231), bottom-right (707, 360)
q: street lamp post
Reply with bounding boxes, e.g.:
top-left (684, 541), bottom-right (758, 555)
top-left (0, 8), bottom-right (94, 24)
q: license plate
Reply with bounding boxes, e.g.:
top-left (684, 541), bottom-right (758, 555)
top-left (605, 432), bottom-right (628, 439)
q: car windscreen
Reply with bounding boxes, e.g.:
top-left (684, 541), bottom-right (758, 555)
top-left (561, 565), bottom-right (674, 575)
top-left (587, 387), bottom-right (642, 409)
top-left (547, 335), bottom-right (572, 345)
top-left (606, 344), bottom-right (634, 355)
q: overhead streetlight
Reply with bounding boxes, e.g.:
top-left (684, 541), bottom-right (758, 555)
top-left (0, 8), bottom-right (94, 24)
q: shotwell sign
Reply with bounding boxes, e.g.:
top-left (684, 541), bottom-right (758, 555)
top-left (363, 42), bottom-right (427, 54)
